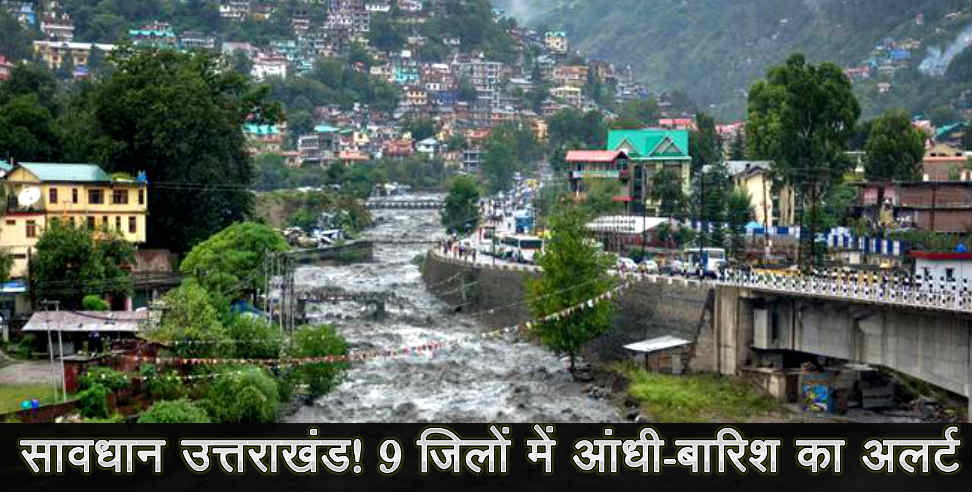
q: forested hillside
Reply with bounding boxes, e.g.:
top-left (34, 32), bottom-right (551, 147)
top-left (497, 0), bottom-right (971, 119)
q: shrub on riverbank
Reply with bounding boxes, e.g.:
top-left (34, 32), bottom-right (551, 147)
top-left (138, 399), bottom-right (211, 423)
top-left (615, 363), bottom-right (781, 422)
top-left (290, 324), bottom-right (349, 397)
top-left (202, 366), bottom-right (280, 423)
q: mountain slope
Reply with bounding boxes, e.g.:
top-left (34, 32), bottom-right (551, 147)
top-left (497, 0), bottom-right (971, 120)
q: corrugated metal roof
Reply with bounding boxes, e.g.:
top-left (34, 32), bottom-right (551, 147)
top-left (18, 163), bottom-right (111, 182)
top-left (607, 129), bottom-right (689, 159)
top-left (565, 150), bottom-right (626, 163)
top-left (23, 310), bottom-right (147, 333)
top-left (624, 335), bottom-right (691, 353)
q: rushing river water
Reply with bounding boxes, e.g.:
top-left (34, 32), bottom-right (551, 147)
top-left (284, 195), bottom-right (621, 423)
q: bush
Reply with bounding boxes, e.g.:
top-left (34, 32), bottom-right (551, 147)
top-left (78, 367), bottom-right (129, 392)
top-left (290, 324), bottom-right (349, 396)
top-left (202, 366), bottom-right (279, 423)
top-left (149, 281), bottom-right (229, 358)
top-left (137, 399), bottom-right (211, 423)
top-left (82, 295), bottom-right (110, 311)
top-left (140, 364), bottom-right (184, 400)
top-left (226, 316), bottom-right (281, 359)
top-left (78, 383), bottom-right (110, 418)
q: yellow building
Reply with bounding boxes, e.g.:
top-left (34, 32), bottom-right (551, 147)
top-left (726, 161), bottom-right (795, 227)
top-left (33, 41), bottom-right (115, 69)
top-left (1, 163), bottom-right (148, 278)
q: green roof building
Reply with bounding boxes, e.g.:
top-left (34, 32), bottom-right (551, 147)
top-left (603, 128), bottom-right (692, 215)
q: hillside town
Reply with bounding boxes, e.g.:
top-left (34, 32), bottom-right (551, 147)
top-left (0, 0), bottom-right (969, 431)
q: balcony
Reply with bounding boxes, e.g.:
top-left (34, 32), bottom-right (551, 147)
top-left (570, 170), bottom-right (620, 179)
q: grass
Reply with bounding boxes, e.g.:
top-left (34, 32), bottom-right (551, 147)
top-left (0, 383), bottom-right (57, 414)
top-left (615, 363), bottom-right (782, 422)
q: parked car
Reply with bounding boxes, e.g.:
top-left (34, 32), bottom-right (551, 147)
top-left (639, 259), bottom-right (659, 273)
top-left (616, 257), bottom-right (638, 272)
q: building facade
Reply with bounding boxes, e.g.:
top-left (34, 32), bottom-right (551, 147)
top-left (1, 163), bottom-right (148, 278)
top-left (606, 129), bottom-right (692, 215)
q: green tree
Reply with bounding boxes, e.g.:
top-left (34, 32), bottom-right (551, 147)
top-left (290, 324), bottom-right (349, 396)
top-left (0, 11), bottom-right (36, 61)
top-left (441, 176), bottom-right (480, 234)
top-left (864, 110), bottom-right (926, 182)
top-left (582, 179), bottom-right (624, 216)
top-left (457, 77), bottom-right (477, 102)
top-left (368, 13), bottom-right (406, 52)
top-left (137, 399), bottom-right (211, 423)
top-left (726, 188), bottom-right (754, 258)
top-left (230, 49), bottom-right (253, 78)
top-left (403, 118), bottom-right (439, 141)
top-left (689, 112), bottom-right (720, 175)
top-left (76, 46), bottom-right (282, 254)
top-left (31, 222), bottom-right (135, 308)
top-left (149, 280), bottom-right (228, 357)
top-left (227, 316), bottom-right (281, 359)
top-left (691, 162), bottom-right (731, 248)
top-left (179, 221), bottom-right (289, 303)
top-left (617, 99), bottom-right (660, 127)
top-left (650, 168), bottom-right (687, 219)
top-left (729, 133), bottom-right (745, 160)
top-left (746, 53), bottom-right (860, 267)
top-left (528, 204), bottom-right (615, 373)
top-left (481, 136), bottom-right (516, 193)
top-left (82, 295), bottom-right (110, 311)
top-left (202, 366), bottom-right (279, 423)
top-left (0, 94), bottom-right (61, 161)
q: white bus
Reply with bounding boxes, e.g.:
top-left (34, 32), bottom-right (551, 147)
top-left (497, 234), bottom-right (544, 263)
top-left (684, 247), bottom-right (727, 278)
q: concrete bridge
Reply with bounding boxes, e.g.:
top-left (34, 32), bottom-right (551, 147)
top-left (366, 200), bottom-right (445, 210)
top-left (296, 288), bottom-right (389, 323)
top-left (704, 270), bottom-right (972, 419)
top-left (423, 249), bottom-right (972, 418)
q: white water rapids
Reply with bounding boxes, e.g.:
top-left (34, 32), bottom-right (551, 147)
top-left (284, 195), bottom-right (621, 423)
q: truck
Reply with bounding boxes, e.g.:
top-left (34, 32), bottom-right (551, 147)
top-left (684, 247), bottom-right (727, 278)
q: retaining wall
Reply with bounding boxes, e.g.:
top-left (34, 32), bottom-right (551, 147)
top-left (422, 251), bottom-right (714, 366)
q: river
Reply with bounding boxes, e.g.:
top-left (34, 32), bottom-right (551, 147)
top-left (284, 195), bottom-right (621, 423)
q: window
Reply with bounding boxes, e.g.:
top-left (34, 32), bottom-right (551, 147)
top-left (72, 188), bottom-right (78, 204)
top-left (102, 216), bottom-right (108, 228)
top-left (946, 268), bottom-right (955, 281)
top-left (112, 189), bottom-right (128, 204)
top-left (50, 217), bottom-right (59, 228)
top-left (771, 310), bottom-right (780, 342)
top-left (4, 220), bottom-right (13, 226)
top-left (49, 188), bottom-right (58, 204)
top-left (138, 190), bottom-right (144, 205)
top-left (25, 220), bottom-right (36, 238)
top-left (115, 216), bottom-right (121, 231)
top-left (128, 216), bottom-right (137, 234)
top-left (87, 216), bottom-right (95, 230)
top-left (88, 189), bottom-right (103, 204)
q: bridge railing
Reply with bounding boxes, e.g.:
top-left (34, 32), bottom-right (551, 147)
top-left (428, 247), bottom-right (972, 313)
top-left (716, 269), bottom-right (972, 313)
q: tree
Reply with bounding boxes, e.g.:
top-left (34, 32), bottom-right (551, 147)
top-left (0, 11), bottom-right (36, 61)
top-left (230, 49), bottom-right (253, 78)
top-left (137, 399), bottom-right (211, 423)
top-left (179, 222), bottom-right (289, 304)
top-left (729, 133), bottom-right (746, 160)
top-left (617, 99), bottom-right (659, 127)
top-left (403, 118), bottom-right (439, 141)
top-left (82, 295), bottom-right (110, 311)
top-left (650, 168), bottom-right (687, 218)
top-left (31, 223), bottom-right (135, 308)
top-left (689, 112), bottom-right (720, 175)
top-left (149, 280), bottom-right (228, 357)
top-left (226, 316), bottom-right (281, 359)
top-left (726, 189), bottom-right (754, 258)
top-left (202, 366), bottom-right (279, 423)
top-left (290, 324), bottom-right (349, 396)
top-left (456, 77), bottom-right (477, 102)
top-left (441, 176), bottom-right (480, 234)
top-left (864, 110), bottom-right (926, 182)
top-left (0, 94), bottom-right (61, 161)
top-left (746, 53), bottom-right (860, 267)
top-left (691, 162), bottom-right (731, 248)
top-left (929, 106), bottom-right (959, 128)
top-left (481, 136), bottom-right (517, 193)
top-left (528, 204), bottom-right (615, 373)
top-left (582, 179), bottom-right (625, 216)
top-left (76, 46), bottom-right (282, 253)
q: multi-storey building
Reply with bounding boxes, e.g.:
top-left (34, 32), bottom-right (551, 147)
top-left (40, 11), bottom-right (74, 41)
top-left (219, 0), bottom-right (251, 21)
top-left (33, 41), bottom-right (115, 69)
top-left (1, 163), bottom-right (148, 278)
top-left (544, 31), bottom-right (568, 54)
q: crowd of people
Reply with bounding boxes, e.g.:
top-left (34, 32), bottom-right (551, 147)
top-left (440, 237), bottom-right (477, 262)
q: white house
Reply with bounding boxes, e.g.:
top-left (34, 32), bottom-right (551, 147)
top-left (251, 54), bottom-right (287, 81)
top-left (911, 251), bottom-right (972, 285)
top-left (416, 137), bottom-right (439, 157)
